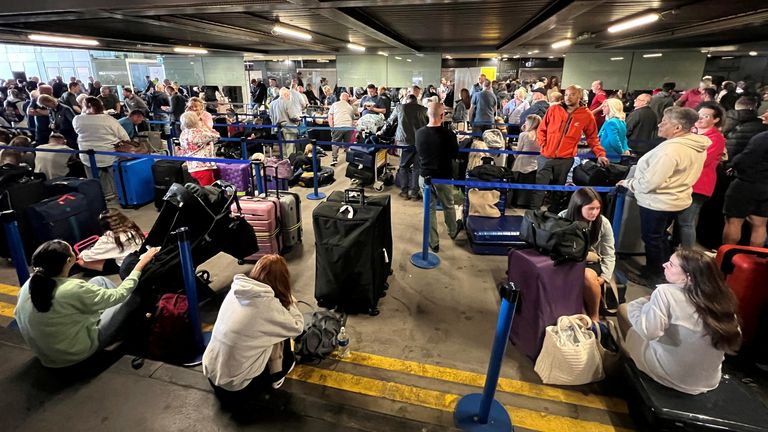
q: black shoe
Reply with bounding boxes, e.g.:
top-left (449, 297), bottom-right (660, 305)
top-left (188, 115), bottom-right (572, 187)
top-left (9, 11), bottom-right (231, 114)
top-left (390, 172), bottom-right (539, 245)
top-left (450, 220), bottom-right (464, 240)
top-left (399, 190), bottom-right (409, 199)
top-left (430, 245), bottom-right (439, 253)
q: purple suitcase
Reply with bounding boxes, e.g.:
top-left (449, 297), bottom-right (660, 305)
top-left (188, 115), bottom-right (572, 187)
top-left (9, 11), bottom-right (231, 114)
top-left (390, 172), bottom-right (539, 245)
top-left (507, 248), bottom-right (585, 361)
top-left (217, 162), bottom-right (251, 195)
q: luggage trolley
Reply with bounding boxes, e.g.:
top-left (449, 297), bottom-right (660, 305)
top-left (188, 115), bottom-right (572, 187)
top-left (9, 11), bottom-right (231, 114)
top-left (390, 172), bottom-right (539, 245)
top-left (345, 132), bottom-right (395, 191)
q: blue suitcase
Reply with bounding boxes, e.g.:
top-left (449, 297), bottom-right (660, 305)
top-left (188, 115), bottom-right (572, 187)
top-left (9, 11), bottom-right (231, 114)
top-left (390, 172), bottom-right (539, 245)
top-left (114, 158), bottom-right (155, 209)
top-left (466, 215), bottom-right (526, 255)
top-left (346, 145), bottom-right (378, 168)
top-left (26, 192), bottom-right (103, 246)
top-left (44, 177), bottom-right (107, 216)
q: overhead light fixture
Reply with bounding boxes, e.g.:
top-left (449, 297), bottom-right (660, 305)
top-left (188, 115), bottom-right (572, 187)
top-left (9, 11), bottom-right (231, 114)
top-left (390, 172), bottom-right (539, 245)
top-left (610, 57), bottom-right (624, 61)
top-left (406, 58), bottom-right (412, 62)
top-left (415, 53), bottom-right (424, 57)
top-left (551, 39), bottom-right (572, 49)
top-left (749, 51), bottom-right (758, 56)
top-left (513, 55), bottom-right (520, 59)
top-left (445, 55), bottom-right (453, 60)
top-left (502, 54), bottom-right (509, 58)
top-left (721, 56), bottom-right (735, 59)
top-left (548, 56), bottom-right (554, 59)
top-left (642, 53), bottom-right (663, 58)
top-left (707, 54), bottom-right (711, 57)
top-left (377, 51), bottom-right (388, 56)
top-left (347, 43), bottom-right (365, 52)
top-left (28, 34), bottom-right (99, 46)
top-left (527, 50), bottom-right (539, 55)
top-left (608, 13), bottom-right (660, 33)
top-left (700, 49), bottom-right (709, 53)
top-left (394, 56), bottom-right (402, 60)
top-left (283, 59), bottom-right (292, 64)
top-left (174, 47), bottom-right (208, 54)
top-left (491, 57), bottom-right (498, 62)
top-left (273, 25), bottom-right (312, 40)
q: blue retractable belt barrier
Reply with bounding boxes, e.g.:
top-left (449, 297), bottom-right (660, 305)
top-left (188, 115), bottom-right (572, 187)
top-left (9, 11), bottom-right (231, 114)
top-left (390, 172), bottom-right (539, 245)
top-left (1, 210), bottom-right (30, 285)
top-left (174, 227), bottom-right (211, 366)
top-left (410, 177), bottom-right (440, 269)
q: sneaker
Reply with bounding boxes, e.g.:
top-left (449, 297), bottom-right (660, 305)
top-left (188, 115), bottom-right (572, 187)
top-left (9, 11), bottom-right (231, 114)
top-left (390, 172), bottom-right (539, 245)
top-left (450, 220), bottom-right (464, 240)
top-left (272, 360), bottom-right (296, 389)
top-left (430, 245), bottom-right (439, 253)
top-left (408, 193), bottom-right (420, 201)
top-left (398, 190), bottom-right (409, 199)
top-left (330, 158), bottom-right (338, 166)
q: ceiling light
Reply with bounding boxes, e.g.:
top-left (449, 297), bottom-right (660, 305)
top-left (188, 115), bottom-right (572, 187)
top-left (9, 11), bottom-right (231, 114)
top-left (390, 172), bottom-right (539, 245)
top-left (642, 53), bottom-right (662, 58)
top-left (317, 59), bottom-right (329, 63)
top-left (610, 57), bottom-right (624, 61)
top-left (548, 56), bottom-right (554, 59)
top-left (721, 56), bottom-right (734, 59)
top-left (28, 34), bottom-right (99, 46)
top-left (394, 56), bottom-right (402, 60)
top-left (415, 53), bottom-right (424, 57)
top-left (406, 58), bottom-right (412, 62)
top-left (700, 49), bottom-right (709, 53)
top-left (502, 54), bottom-right (508, 58)
top-left (608, 13), bottom-right (660, 33)
top-left (377, 51), bottom-right (388, 56)
top-left (347, 43), bottom-right (365, 52)
top-left (491, 57), bottom-right (498, 62)
top-left (551, 39), bottom-right (572, 49)
top-left (707, 54), bottom-right (711, 57)
top-left (445, 55), bottom-right (452, 60)
top-left (749, 51), bottom-right (758, 56)
top-left (283, 59), bottom-right (292, 64)
top-left (173, 47), bottom-right (208, 54)
top-left (527, 50), bottom-right (539, 55)
top-left (273, 25), bottom-right (312, 40)
top-left (513, 55), bottom-right (520, 59)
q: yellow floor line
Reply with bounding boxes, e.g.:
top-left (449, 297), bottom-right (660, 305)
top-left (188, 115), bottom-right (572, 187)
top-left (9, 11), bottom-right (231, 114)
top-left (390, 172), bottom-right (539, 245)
top-left (338, 351), bottom-right (628, 414)
top-left (0, 301), bottom-right (15, 319)
top-left (0, 283), bottom-right (20, 297)
top-left (290, 365), bottom-right (632, 432)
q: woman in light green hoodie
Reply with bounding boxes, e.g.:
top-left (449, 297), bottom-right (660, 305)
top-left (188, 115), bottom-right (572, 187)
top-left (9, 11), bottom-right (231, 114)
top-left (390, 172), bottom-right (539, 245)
top-left (15, 240), bottom-right (159, 368)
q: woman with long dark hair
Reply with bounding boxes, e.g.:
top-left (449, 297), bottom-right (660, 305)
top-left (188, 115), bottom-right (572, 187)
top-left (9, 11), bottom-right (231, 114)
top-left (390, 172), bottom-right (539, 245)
top-left (203, 254), bottom-right (304, 406)
top-left (452, 88), bottom-right (472, 123)
top-left (77, 209), bottom-right (145, 274)
top-left (618, 248), bottom-right (741, 394)
top-left (14, 240), bottom-right (159, 368)
top-left (560, 187), bottom-right (616, 322)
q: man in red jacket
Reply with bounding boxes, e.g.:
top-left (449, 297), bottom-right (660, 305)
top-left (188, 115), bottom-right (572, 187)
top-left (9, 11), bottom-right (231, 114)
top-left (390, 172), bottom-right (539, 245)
top-left (533, 85), bottom-right (609, 209)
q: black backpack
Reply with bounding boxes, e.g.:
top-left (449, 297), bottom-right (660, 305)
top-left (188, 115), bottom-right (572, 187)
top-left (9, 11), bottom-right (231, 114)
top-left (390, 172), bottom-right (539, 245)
top-left (520, 210), bottom-right (590, 263)
top-left (295, 306), bottom-right (346, 363)
top-left (572, 160), bottom-right (629, 187)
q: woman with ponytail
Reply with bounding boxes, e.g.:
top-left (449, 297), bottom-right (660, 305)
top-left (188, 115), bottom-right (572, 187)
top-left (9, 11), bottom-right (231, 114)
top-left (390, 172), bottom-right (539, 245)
top-left (618, 248), bottom-right (742, 394)
top-left (15, 240), bottom-right (160, 368)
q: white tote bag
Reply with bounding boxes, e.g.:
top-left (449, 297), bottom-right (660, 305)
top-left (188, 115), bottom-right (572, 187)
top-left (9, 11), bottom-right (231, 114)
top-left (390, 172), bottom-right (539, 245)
top-left (534, 314), bottom-right (605, 385)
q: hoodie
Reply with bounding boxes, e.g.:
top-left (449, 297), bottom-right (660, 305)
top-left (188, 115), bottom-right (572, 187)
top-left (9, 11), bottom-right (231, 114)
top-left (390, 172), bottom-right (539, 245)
top-left (623, 133), bottom-right (710, 211)
top-left (202, 274), bottom-right (304, 391)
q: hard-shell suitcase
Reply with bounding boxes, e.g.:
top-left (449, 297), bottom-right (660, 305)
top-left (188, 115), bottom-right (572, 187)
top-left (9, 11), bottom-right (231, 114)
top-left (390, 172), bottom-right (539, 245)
top-left (507, 248), bottom-right (585, 361)
top-left (715, 245), bottom-right (768, 346)
top-left (313, 189), bottom-right (387, 315)
top-left (0, 175), bottom-right (47, 258)
top-left (26, 192), bottom-right (103, 246)
top-left (270, 188), bottom-right (302, 249)
top-left (152, 160), bottom-right (198, 211)
top-left (114, 158), bottom-right (154, 209)
top-left (44, 177), bottom-right (106, 216)
top-left (346, 145), bottom-right (378, 168)
top-left (216, 162), bottom-right (251, 195)
top-left (232, 196), bottom-right (281, 262)
top-left (466, 215), bottom-right (526, 255)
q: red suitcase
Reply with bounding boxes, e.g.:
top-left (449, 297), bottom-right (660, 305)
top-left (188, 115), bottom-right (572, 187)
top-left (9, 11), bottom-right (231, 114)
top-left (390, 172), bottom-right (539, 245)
top-left (233, 195), bottom-right (282, 262)
top-left (715, 245), bottom-right (768, 346)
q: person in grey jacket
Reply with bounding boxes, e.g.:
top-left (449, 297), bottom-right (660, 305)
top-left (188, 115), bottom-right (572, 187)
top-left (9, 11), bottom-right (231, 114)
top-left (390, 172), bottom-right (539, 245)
top-left (649, 82), bottom-right (676, 122)
top-left (386, 94), bottom-right (428, 199)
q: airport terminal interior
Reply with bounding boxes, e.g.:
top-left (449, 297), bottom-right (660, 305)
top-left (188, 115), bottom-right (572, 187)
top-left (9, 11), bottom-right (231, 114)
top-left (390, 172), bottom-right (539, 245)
top-left (1, 1), bottom-right (768, 431)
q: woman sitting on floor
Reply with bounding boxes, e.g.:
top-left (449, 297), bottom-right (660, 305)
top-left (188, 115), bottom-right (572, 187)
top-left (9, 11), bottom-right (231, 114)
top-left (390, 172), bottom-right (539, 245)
top-left (76, 209), bottom-right (145, 274)
top-left (618, 248), bottom-right (741, 394)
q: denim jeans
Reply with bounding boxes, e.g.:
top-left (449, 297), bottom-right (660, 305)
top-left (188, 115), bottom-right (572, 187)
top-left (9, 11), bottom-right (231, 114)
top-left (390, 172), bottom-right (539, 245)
top-left (639, 206), bottom-right (679, 277)
top-left (676, 193), bottom-right (707, 248)
top-left (399, 146), bottom-right (420, 196)
top-left (93, 276), bottom-right (141, 349)
top-left (419, 177), bottom-right (458, 249)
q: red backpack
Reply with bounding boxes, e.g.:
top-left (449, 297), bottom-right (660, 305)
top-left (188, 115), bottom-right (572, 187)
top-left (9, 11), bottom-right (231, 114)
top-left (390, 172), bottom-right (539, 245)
top-left (147, 294), bottom-right (197, 364)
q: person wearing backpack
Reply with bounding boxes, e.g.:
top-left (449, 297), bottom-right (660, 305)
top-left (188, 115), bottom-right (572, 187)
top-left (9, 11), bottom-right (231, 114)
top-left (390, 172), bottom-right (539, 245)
top-left (203, 254), bottom-right (304, 406)
top-left (4, 89), bottom-right (27, 127)
top-left (14, 240), bottom-right (160, 368)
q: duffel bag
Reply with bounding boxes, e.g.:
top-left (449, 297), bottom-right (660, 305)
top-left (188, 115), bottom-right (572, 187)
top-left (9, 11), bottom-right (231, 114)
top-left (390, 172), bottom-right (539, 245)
top-left (573, 160), bottom-right (629, 187)
top-left (520, 209), bottom-right (590, 262)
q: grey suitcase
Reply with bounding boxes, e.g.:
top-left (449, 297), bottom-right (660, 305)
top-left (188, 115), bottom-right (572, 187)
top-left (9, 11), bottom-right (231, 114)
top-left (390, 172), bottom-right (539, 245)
top-left (269, 188), bottom-right (302, 249)
top-left (617, 190), bottom-right (644, 255)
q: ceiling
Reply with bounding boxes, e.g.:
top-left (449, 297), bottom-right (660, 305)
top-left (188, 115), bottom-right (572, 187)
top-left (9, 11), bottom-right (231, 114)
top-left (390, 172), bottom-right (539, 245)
top-left (0, 0), bottom-right (766, 57)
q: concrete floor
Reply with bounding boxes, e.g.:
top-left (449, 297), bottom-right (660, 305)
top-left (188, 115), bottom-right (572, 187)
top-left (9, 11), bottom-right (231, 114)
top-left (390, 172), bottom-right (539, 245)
top-left (0, 157), bottom-right (649, 430)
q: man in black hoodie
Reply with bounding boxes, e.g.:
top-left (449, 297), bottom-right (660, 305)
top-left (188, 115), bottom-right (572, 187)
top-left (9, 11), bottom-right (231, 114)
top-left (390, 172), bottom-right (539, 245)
top-left (723, 96), bottom-right (767, 160)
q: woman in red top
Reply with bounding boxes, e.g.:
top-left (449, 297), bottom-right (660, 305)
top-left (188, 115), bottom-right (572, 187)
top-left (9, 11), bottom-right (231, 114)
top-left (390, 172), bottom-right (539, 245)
top-left (676, 101), bottom-right (726, 247)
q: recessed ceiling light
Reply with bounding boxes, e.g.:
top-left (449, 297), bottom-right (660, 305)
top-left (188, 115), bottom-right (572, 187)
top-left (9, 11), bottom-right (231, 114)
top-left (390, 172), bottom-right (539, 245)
top-left (642, 53), bottom-right (663, 58)
top-left (406, 58), bottom-right (412, 62)
top-left (28, 34), bottom-right (99, 46)
top-left (548, 56), bottom-right (554, 59)
top-left (445, 55), bottom-right (452, 60)
top-left (317, 59), bottom-right (329, 63)
top-left (394, 56), bottom-right (402, 60)
top-left (749, 51), bottom-right (758, 56)
top-left (610, 57), bottom-right (624, 61)
top-left (283, 59), bottom-right (292, 64)
top-left (551, 39), bottom-right (572, 49)
top-left (502, 54), bottom-right (508, 58)
top-left (377, 51), bottom-right (388, 56)
top-left (608, 13), bottom-right (660, 33)
top-left (173, 46), bottom-right (208, 54)
top-left (273, 25), bottom-right (312, 41)
top-left (347, 43), bottom-right (365, 52)
top-left (513, 55), bottom-right (520, 59)
top-left (527, 50), bottom-right (539, 55)
top-left (721, 56), bottom-right (734, 59)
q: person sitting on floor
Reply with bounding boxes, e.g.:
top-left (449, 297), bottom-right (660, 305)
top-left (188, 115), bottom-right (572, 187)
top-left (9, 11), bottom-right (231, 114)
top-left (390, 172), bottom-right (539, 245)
top-left (203, 254), bottom-right (304, 407)
top-left (617, 248), bottom-right (741, 395)
top-left (76, 209), bottom-right (145, 274)
top-left (559, 187), bottom-right (615, 323)
top-left (14, 240), bottom-right (160, 368)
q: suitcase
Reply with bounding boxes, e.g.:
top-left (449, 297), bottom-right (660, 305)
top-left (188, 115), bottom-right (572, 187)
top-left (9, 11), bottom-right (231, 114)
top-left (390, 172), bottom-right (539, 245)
top-left (313, 189), bottom-right (387, 315)
top-left (0, 176), bottom-right (47, 258)
top-left (26, 192), bottom-right (103, 246)
top-left (616, 189), bottom-right (644, 255)
top-left (573, 160), bottom-right (629, 187)
top-left (623, 359), bottom-right (768, 432)
top-left (114, 158), bottom-right (155, 209)
top-left (232, 196), bottom-right (281, 262)
top-left (345, 163), bottom-right (375, 185)
top-left (44, 177), bottom-right (106, 216)
top-left (269, 188), bottom-right (302, 250)
top-left (507, 248), bottom-right (585, 361)
top-left (152, 160), bottom-right (197, 210)
top-left (297, 166), bottom-right (335, 187)
top-left (346, 145), bottom-right (378, 168)
top-left (715, 245), bottom-right (768, 347)
top-left (216, 162), bottom-right (251, 195)
top-left (466, 215), bottom-right (526, 255)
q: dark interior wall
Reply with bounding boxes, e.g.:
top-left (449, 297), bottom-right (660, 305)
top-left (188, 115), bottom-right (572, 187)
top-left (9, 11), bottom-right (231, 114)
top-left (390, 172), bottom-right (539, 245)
top-left (704, 56), bottom-right (768, 84)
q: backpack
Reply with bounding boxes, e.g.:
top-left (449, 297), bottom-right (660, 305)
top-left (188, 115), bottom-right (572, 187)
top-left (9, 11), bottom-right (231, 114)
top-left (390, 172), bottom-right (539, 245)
top-left (295, 309), bottom-right (346, 363)
top-left (520, 210), bottom-right (590, 263)
top-left (4, 100), bottom-right (23, 123)
top-left (482, 128), bottom-right (505, 149)
top-left (572, 160), bottom-right (629, 187)
top-left (146, 294), bottom-right (198, 364)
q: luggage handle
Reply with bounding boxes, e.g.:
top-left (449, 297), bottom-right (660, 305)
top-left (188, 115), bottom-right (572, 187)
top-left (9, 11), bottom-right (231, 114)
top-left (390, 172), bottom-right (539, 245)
top-left (344, 188), bottom-right (365, 205)
top-left (720, 247), bottom-right (768, 274)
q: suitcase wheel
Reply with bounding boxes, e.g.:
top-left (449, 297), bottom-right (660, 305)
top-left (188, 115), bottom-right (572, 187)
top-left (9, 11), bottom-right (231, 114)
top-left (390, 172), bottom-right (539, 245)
top-left (373, 181), bottom-right (384, 192)
top-left (368, 308), bottom-right (380, 316)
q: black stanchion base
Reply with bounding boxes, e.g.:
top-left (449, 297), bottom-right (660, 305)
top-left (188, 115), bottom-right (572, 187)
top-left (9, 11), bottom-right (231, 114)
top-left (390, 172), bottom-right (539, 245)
top-left (454, 393), bottom-right (513, 431)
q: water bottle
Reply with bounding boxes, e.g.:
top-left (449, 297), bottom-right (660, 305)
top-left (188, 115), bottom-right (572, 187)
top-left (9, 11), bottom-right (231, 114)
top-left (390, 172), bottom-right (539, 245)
top-left (337, 326), bottom-right (350, 358)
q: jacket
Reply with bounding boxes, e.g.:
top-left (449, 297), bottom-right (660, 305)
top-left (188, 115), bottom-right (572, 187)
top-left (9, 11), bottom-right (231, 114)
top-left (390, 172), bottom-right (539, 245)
top-left (723, 109), bottom-right (767, 160)
top-left (692, 128), bottom-right (726, 197)
top-left (202, 274), bottom-right (304, 391)
top-left (519, 100), bottom-right (548, 126)
top-left (677, 88), bottom-right (703, 109)
top-left (598, 117), bottom-right (628, 159)
top-left (649, 92), bottom-right (674, 122)
top-left (537, 103), bottom-right (605, 159)
top-left (388, 102), bottom-right (427, 145)
top-left (623, 133), bottom-right (710, 211)
top-left (625, 105), bottom-right (659, 144)
top-left (730, 130), bottom-right (768, 184)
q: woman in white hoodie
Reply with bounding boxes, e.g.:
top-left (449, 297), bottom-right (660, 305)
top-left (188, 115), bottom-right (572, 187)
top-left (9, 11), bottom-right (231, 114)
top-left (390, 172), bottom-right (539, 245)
top-left (203, 255), bottom-right (304, 405)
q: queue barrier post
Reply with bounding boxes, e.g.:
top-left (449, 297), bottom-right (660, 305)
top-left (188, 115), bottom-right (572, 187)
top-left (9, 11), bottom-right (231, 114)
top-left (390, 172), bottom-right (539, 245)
top-left (86, 150), bottom-right (100, 179)
top-left (454, 282), bottom-right (519, 431)
top-left (174, 227), bottom-right (210, 366)
top-left (410, 177), bottom-right (440, 269)
top-left (1, 210), bottom-right (30, 285)
top-left (306, 139), bottom-right (326, 201)
top-left (253, 161), bottom-right (265, 196)
top-left (277, 127), bottom-right (284, 159)
top-left (611, 187), bottom-right (626, 240)
top-left (240, 137), bottom-right (248, 161)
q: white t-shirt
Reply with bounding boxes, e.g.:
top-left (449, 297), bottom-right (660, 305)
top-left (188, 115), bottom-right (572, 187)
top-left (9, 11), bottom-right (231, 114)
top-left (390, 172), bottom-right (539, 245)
top-left (72, 113), bottom-right (129, 167)
top-left (34, 143), bottom-right (71, 180)
top-left (328, 101), bottom-right (355, 127)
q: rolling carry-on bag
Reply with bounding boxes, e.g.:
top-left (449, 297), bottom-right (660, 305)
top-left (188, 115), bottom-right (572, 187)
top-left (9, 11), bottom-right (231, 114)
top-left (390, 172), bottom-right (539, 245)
top-left (507, 248), bottom-right (585, 361)
top-left (216, 161), bottom-right (251, 195)
top-left (233, 163), bottom-right (283, 262)
top-left (715, 245), bottom-right (768, 347)
top-left (26, 192), bottom-right (103, 246)
top-left (269, 188), bottom-right (302, 250)
top-left (0, 173), bottom-right (47, 258)
top-left (44, 177), bottom-right (106, 216)
top-left (114, 158), bottom-right (155, 209)
top-left (466, 215), bottom-right (526, 255)
top-left (152, 160), bottom-right (197, 210)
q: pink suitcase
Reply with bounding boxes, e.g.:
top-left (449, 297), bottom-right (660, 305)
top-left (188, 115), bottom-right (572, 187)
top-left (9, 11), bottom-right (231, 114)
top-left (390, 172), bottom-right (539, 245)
top-left (232, 195), bottom-right (283, 262)
top-left (217, 162), bottom-right (251, 195)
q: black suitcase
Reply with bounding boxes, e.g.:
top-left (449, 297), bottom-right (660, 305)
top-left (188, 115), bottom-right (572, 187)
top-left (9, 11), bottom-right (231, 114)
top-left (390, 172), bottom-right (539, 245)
top-left (152, 160), bottom-right (197, 210)
top-left (573, 160), bottom-right (629, 186)
top-left (345, 164), bottom-right (375, 185)
top-left (44, 177), bottom-right (106, 216)
top-left (0, 175), bottom-right (47, 258)
top-left (26, 192), bottom-right (103, 246)
top-left (313, 190), bottom-right (387, 315)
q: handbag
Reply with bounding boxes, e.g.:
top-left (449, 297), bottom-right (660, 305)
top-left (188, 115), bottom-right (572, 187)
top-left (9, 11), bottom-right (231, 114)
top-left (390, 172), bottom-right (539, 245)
top-left (520, 210), bottom-right (590, 262)
top-left (468, 189), bottom-right (501, 217)
top-left (534, 314), bottom-right (605, 385)
top-left (114, 140), bottom-right (150, 155)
